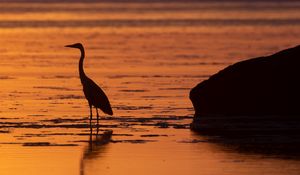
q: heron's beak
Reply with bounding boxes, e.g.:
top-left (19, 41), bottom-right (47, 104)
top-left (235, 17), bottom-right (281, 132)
top-left (65, 44), bottom-right (74, 48)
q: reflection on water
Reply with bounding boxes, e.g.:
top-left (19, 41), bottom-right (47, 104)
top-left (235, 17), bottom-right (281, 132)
top-left (0, 1), bottom-right (300, 175)
top-left (81, 129), bottom-right (112, 175)
top-left (79, 128), bottom-right (300, 175)
top-left (195, 131), bottom-right (300, 160)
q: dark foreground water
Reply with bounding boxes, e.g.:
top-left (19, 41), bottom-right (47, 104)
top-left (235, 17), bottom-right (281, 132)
top-left (0, 1), bottom-right (300, 175)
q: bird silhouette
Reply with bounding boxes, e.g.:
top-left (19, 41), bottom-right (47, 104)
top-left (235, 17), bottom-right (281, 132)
top-left (65, 43), bottom-right (113, 129)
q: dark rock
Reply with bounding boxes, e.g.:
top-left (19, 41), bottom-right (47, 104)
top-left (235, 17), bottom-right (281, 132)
top-left (190, 45), bottom-right (300, 131)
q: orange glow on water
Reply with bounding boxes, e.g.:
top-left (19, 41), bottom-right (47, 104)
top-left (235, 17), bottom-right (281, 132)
top-left (1, 1), bottom-right (300, 175)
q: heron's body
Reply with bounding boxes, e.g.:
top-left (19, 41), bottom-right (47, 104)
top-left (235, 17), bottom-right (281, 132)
top-left (66, 43), bottom-right (113, 128)
top-left (81, 77), bottom-right (113, 115)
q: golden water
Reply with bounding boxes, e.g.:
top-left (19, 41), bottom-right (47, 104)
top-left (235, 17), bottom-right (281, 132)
top-left (0, 2), bottom-right (300, 175)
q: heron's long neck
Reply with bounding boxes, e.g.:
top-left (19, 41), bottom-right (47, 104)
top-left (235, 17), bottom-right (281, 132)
top-left (79, 47), bottom-right (86, 81)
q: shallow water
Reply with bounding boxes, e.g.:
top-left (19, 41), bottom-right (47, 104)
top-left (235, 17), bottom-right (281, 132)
top-left (1, 1), bottom-right (300, 175)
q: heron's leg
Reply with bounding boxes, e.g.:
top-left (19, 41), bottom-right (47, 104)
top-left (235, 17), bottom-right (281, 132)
top-left (96, 108), bottom-right (100, 126)
top-left (96, 108), bottom-right (100, 135)
top-left (89, 123), bottom-right (92, 150)
top-left (89, 105), bottom-right (92, 132)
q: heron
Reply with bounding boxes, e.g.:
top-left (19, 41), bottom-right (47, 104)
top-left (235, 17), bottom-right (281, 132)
top-left (65, 43), bottom-right (113, 130)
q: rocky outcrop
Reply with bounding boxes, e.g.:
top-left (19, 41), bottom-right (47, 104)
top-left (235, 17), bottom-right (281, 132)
top-left (190, 45), bottom-right (300, 131)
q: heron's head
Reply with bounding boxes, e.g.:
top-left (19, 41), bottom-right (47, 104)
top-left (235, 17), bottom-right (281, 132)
top-left (65, 43), bottom-right (83, 49)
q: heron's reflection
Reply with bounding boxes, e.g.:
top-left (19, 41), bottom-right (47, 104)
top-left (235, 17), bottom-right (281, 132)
top-left (80, 126), bottom-right (113, 175)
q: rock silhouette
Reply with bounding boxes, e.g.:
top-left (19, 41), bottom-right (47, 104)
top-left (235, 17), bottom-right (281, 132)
top-left (190, 45), bottom-right (300, 131)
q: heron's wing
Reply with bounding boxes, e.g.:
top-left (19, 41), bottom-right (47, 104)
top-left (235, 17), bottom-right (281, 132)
top-left (83, 78), bottom-right (113, 115)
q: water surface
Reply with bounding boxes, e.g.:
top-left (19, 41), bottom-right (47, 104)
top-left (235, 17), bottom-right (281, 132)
top-left (1, 1), bottom-right (300, 175)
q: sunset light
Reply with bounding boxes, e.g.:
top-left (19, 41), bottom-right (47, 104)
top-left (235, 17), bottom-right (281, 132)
top-left (1, 0), bottom-right (300, 175)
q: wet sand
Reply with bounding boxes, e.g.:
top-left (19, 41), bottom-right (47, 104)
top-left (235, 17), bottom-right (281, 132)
top-left (1, 1), bottom-right (300, 175)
